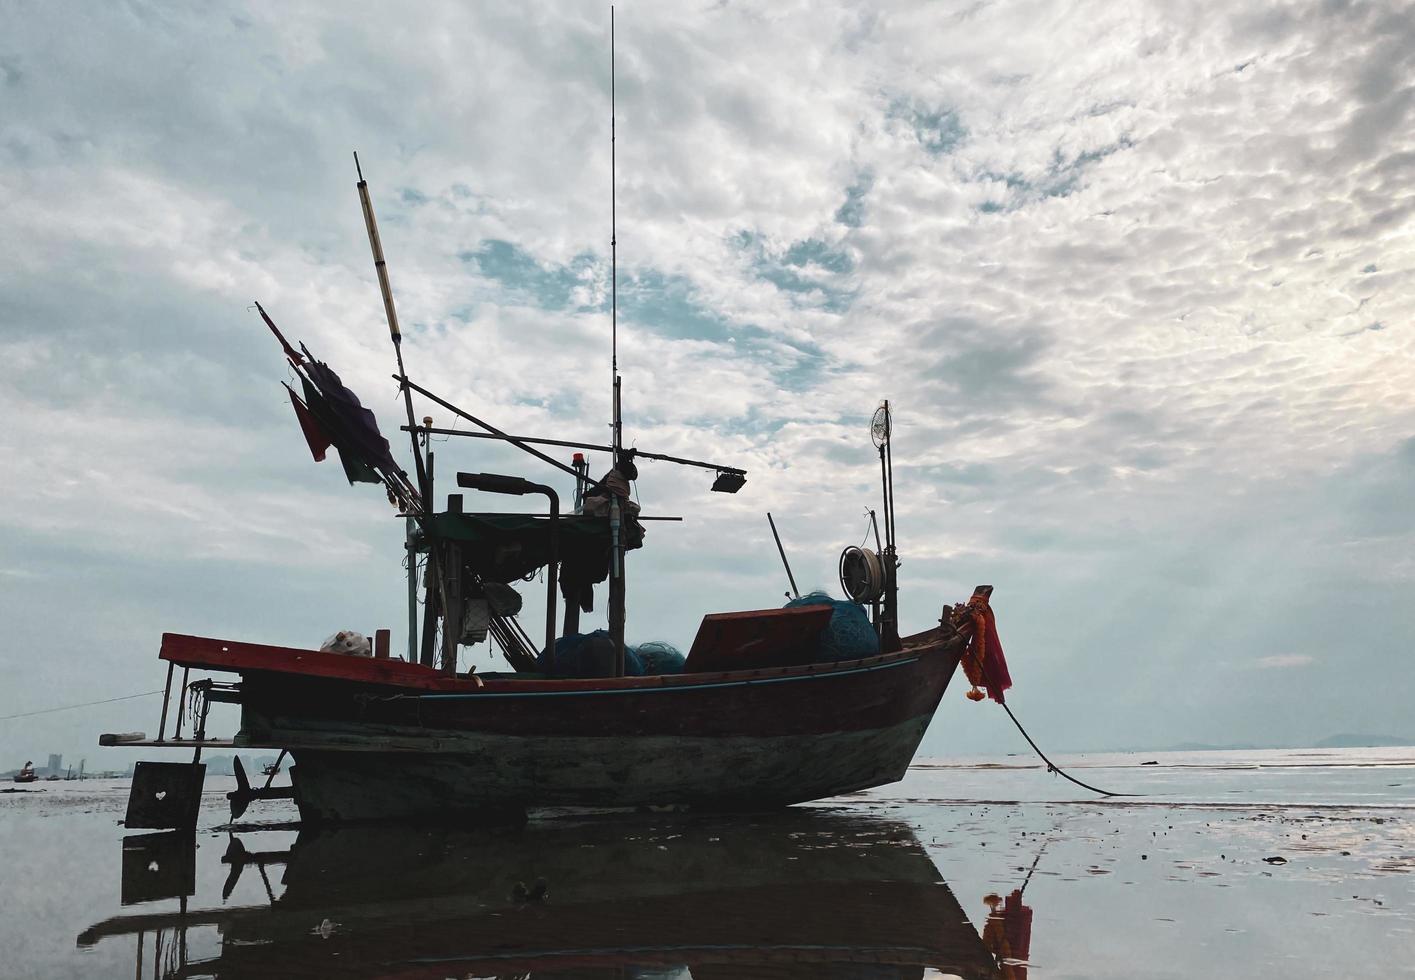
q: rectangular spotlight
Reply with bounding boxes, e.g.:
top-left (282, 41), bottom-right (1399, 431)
top-left (710, 470), bottom-right (747, 494)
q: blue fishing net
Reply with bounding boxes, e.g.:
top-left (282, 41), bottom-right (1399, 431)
top-left (785, 591), bottom-right (881, 661)
top-left (634, 640), bottom-right (685, 675)
top-left (539, 631), bottom-right (683, 677)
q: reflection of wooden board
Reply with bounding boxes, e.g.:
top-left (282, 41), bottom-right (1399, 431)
top-left (685, 606), bottom-right (834, 673)
top-left (121, 830), bottom-right (195, 906)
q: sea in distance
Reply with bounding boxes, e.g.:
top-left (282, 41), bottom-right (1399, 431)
top-left (2, 745), bottom-right (1411, 979)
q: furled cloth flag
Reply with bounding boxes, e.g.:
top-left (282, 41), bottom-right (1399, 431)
top-left (284, 384), bottom-right (331, 462)
top-left (299, 376), bottom-right (383, 486)
top-left (961, 592), bottom-right (1012, 703)
top-left (300, 356), bottom-right (401, 480)
top-left (256, 301), bottom-right (417, 508)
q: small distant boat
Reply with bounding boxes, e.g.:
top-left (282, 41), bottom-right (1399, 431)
top-left (13, 762), bottom-right (37, 784)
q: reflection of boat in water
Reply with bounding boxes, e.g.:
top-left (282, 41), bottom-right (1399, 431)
top-left (12, 761), bottom-right (36, 783)
top-left (80, 811), bottom-right (1001, 979)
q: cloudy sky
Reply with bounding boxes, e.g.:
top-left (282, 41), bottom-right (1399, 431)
top-left (2, 0), bottom-right (1413, 769)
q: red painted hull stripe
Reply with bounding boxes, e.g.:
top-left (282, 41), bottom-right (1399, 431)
top-left (417, 657), bottom-right (921, 700)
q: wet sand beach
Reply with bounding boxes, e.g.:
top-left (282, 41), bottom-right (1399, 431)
top-left (2, 748), bottom-right (1411, 978)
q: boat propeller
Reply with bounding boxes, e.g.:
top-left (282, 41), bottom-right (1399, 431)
top-left (228, 755), bottom-right (295, 820)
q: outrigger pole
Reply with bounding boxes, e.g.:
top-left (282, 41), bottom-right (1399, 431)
top-left (355, 153), bottom-right (427, 496)
top-left (354, 152), bottom-right (453, 670)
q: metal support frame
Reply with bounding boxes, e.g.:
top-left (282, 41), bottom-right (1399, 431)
top-left (440, 540), bottom-right (462, 674)
top-left (419, 449), bottom-right (439, 668)
top-left (157, 662), bottom-right (175, 742)
top-left (405, 516), bottom-right (419, 662)
top-left (455, 472), bottom-right (561, 665)
top-left (172, 668), bottom-right (190, 739)
top-left (190, 685), bottom-right (211, 765)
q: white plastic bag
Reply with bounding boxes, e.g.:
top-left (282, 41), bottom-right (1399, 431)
top-left (320, 630), bottom-right (372, 657)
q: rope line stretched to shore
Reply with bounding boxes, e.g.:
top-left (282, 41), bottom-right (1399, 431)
top-left (997, 699), bottom-right (1140, 797)
top-left (968, 628), bottom-right (1139, 797)
top-left (0, 691), bottom-right (162, 722)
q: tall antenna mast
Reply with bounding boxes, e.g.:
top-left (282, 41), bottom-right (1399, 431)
top-left (610, 5), bottom-right (621, 458)
top-left (607, 6), bottom-right (628, 677)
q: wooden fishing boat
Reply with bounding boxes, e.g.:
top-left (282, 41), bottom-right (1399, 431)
top-left (139, 618), bottom-right (969, 822)
top-left (101, 33), bottom-right (1009, 827)
top-left (13, 762), bottom-right (37, 784)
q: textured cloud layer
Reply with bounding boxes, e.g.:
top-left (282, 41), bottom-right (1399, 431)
top-left (2, 1), bottom-right (1412, 760)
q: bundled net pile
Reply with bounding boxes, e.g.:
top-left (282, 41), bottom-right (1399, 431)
top-left (785, 591), bottom-right (880, 661)
top-left (539, 631), bottom-right (685, 678)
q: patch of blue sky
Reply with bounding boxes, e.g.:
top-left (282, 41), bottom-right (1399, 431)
top-left (464, 239), bottom-right (833, 396)
top-left (1040, 138), bottom-right (1134, 198)
top-left (736, 231), bottom-right (857, 314)
top-left (512, 388), bottom-right (582, 418)
top-left (619, 276), bottom-right (830, 395)
top-left (754, 334), bottom-right (831, 394)
top-left (783, 238), bottom-right (853, 274)
top-left (834, 173), bottom-right (873, 227)
top-left (462, 239), bottom-right (599, 312)
top-left (973, 136), bottom-right (1135, 214)
top-left (616, 268), bottom-right (738, 343)
top-left (888, 98), bottom-right (966, 156)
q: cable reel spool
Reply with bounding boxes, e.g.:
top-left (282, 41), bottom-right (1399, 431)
top-left (870, 403), bottom-right (892, 449)
top-left (838, 545), bottom-right (885, 604)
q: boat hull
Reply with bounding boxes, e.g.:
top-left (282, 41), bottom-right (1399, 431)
top-left (234, 636), bottom-right (962, 822)
top-left (284, 712), bottom-right (933, 821)
top-left (147, 627), bottom-right (965, 822)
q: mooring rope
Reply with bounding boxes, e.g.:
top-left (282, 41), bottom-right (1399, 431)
top-left (996, 699), bottom-right (1140, 797)
top-left (0, 690), bottom-right (162, 722)
top-left (969, 631), bottom-right (1139, 798)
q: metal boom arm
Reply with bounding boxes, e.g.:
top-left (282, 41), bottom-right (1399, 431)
top-left (401, 425), bottom-right (746, 476)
